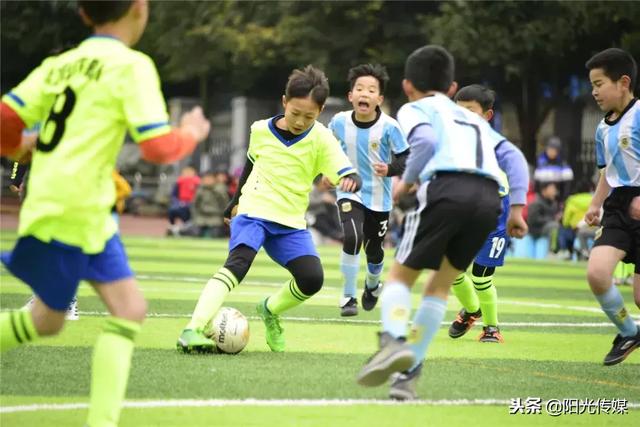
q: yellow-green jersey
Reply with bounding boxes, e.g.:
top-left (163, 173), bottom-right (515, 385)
top-left (2, 36), bottom-right (171, 253)
top-left (238, 117), bottom-right (356, 229)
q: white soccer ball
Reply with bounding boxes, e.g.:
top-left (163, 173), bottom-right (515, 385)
top-left (205, 307), bottom-right (250, 354)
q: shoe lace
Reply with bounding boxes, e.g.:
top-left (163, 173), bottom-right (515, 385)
top-left (266, 313), bottom-right (282, 334)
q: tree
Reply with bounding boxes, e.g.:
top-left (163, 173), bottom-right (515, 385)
top-left (422, 0), bottom-right (640, 161)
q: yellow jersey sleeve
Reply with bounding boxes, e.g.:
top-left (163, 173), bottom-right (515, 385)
top-left (118, 53), bottom-right (171, 143)
top-left (2, 57), bottom-right (55, 128)
top-left (316, 128), bottom-right (355, 185)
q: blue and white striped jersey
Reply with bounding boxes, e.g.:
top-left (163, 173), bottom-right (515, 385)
top-left (595, 98), bottom-right (640, 188)
top-left (397, 93), bottom-right (506, 185)
top-left (329, 110), bottom-right (409, 212)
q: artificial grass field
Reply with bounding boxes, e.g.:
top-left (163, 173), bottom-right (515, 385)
top-left (1, 232), bottom-right (638, 426)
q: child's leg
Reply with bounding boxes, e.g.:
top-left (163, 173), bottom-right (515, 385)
top-left (88, 277), bottom-right (145, 427)
top-left (338, 200), bottom-right (365, 299)
top-left (1, 236), bottom-right (83, 351)
top-left (471, 263), bottom-right (498, 327)
top-left (0, 297), bottom-right (59, 352)
top-left (186, 245), bottom-right (257, 329)
top-left (186, 215), bottom-right (266, 331)
top-left (587, 246), bottom-right (637, 336)
top-left (362, 209), bottom-right (389, 289)
top-left (266, 255), bottom-right (324, 314)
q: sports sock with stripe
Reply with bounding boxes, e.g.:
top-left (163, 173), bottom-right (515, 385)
top-left (186, 267), bottom-right (238, 330)
top-left (451, 273), bottom-right (480, 313)
top-left (86, 317), bottom-right (141, 427)
top-left (267, 278), bottom-right (310, 314)
top-left (472, 273), bottom-right (498, 326)
top-left (0, 310), bottom-right (38, 352)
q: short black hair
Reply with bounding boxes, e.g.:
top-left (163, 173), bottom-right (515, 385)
top-left (405, 45), bottom-right (454, 93)
top-left (285, 65), bottom-right (330, 107)
top-left (454, 84), bottom-right (496, 111)
top-left (585, 48), bottom-right (637, 91)
top-left (348, 64), bottom-right (389, 95)
top-left (78, 1), bottom-right (133, 25)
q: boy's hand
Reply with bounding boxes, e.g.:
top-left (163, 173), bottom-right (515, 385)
top-left (180, 107), bottom-right (211, 143)
top-left (584, 204), bottom-right (602, 226)
top-left (317, 175), bottom-right (336, 191)
top-left (393, 180), bottom-right (414, 203)
top-left (506, 205), bottom-right (528, 238)
top-left (373, 162), bottom-right (389, 177)
top-left (629, 196), bottom-right (640, 221)
top-left (223, 204), bottom-right (238, 225)
top-left (339, 176), bottom-right (358, 193)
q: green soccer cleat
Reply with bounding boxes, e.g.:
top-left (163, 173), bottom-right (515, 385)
top-left (256, 299), bottom-right (285, 352)
top-left (176, 328), bottom-right (215, 354)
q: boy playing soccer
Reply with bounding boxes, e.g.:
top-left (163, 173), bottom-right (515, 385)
top-left (356, 45), bottom-right (528, 399)
top-left (448, 84), bottom-right (529, 343)
top-left (0, 1), bottom-right (211, 426)
top-left (328, 64), bottom-right (410, 317)
top-left (177, 65), bottom-right (361, 353)
top-left (584, 47), bottom-right (640, 365)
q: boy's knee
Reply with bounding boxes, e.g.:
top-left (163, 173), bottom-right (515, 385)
top-left (223, 245), bottom-right (257, 281)
top-left (342, 228), bottom-right (363, 255)
top-left (288, 256), bottom-right (324, 296)
top-left (118, 296), bottom-right (147, 323)
top-left (33, 316), bottom-right (65, 336)
top-left (587, 263), bottom-right (610, 292)
top-left (296, 270), bottom-right (324, 296)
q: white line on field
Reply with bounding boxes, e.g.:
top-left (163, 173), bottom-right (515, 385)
top-left (136, 274), bottom-right (640, 319)
top-left (70, 310), bottom-right (638, 328)
top-left (2, 398), bottom-right (638, 413)
top-left (3, 273), bottom-right (639, 319)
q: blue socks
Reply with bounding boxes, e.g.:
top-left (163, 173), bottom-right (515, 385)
top-left (595, 286), bottom-right (638, 337)
top-left (408, 296), bottom-right (447, 370)
top-left (366, 261), bottom-right (384, 289)
top-left (340, 252), bottom-right (360, 298)
top-left (381, 281), bottom-right (412, 338)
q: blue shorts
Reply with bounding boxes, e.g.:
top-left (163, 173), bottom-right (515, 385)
top-left (229, 215), bottom-right (318, 266)
top-left (1, 234), bottom-right (133, 311)
top-left (475, 196), bottom-right (510, 267)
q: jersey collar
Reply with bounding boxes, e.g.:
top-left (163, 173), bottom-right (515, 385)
top-left (268, 115), bottom-right (314, 147)
top-left (604, 98), bottom-right (638, 126)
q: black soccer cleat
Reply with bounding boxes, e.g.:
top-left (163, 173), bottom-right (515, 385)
top-left (603, 328), bottom-right (640, 366)
top-left (448, 308), bottom-right (482, 338)
top-left (361, 281), bottom-right (383, 311)
top-left (340, 297), bottom-right (358, 317)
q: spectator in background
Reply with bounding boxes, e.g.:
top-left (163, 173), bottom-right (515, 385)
top-left (526, 182), bottom-right (560, 258)
top-left (559, 181), bottom-right (595, 260)
top-left (307, 181), bottom-right (343, 245)
top-left (112, 170), bottom-right (132, 227)
top-left (534, 136), bottom-right (574, 199)
top-left (191, 171), bottom-right (229, 238)
top-left (167, 166), bottom-right (200, 236)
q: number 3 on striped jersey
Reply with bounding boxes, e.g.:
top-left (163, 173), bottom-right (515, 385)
top-left (36, 87), bottom-right (77, 153)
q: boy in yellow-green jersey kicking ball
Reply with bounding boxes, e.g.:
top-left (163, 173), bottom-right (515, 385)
top-left (178, 65), bottom-right (361, 353)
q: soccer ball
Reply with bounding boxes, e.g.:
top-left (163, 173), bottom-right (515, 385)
top-left (205, 307), bottom-right (250, 354)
